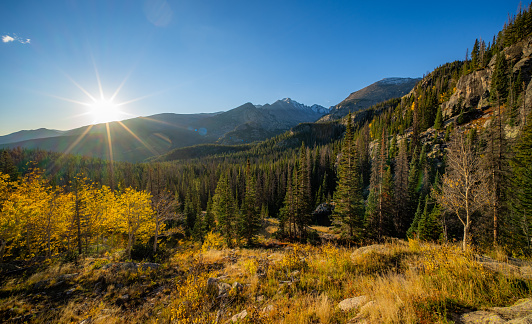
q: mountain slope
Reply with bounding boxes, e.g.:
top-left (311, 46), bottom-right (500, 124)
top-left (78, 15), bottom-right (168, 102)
top-left (320, 77), bottom-right (420, 121)
top-left (0, 128), bottom-right (65, 144)
top-left (0, 98), bottom-right (329, 162)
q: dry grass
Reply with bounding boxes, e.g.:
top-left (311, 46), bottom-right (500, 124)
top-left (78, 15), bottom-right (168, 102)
top-left (1, 239), bottom-right (531, 323)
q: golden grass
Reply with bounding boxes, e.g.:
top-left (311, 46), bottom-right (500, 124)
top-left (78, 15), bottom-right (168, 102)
top-left (1, 239), bottom-right (531, 323)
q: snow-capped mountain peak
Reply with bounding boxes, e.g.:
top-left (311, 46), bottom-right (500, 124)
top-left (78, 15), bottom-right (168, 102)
top-left (278, 98), bottom-right (329, 114)
top-left (377, 77), bottom-right (419, 85)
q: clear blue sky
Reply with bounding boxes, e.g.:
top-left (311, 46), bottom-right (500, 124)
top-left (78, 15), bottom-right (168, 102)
top-left (0, 0), bottom-right (525, 135)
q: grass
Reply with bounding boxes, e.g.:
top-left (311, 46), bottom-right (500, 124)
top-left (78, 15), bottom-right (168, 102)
top-left (0, 239), bottom-right (531, 323)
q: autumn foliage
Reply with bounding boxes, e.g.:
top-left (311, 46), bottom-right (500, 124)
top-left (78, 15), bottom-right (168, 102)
top-left (0, 169), bottom-right (160, 262)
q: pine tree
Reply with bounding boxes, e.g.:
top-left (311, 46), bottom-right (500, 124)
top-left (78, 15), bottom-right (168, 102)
top-left (491, 51), bottom-right (509, 102)
top-left (294, 143), bottom-right (312, 239)
top-left (365, 129), bottom-right (393, 240)
top-left (333, 113), bottom-right (364, 240)
top-left (183, 192), bottom-right (196, 237)
top-left (393, 139), bottom-right (410, 237)
top-left (471, 39), bottom-right (480, 68)
top-left (510, 116), bottom-right (532, 250)
top-left (484, 103), bottom-right (511, 246)
top-left (434, 106), bottom-right (443, 130)
top-left (203, 195), bottom-right (215, 234)
top-left (417, 195), bottom-right (442, 241)
top-left (0, 151), bottom-right (18, 181)
top-left (239, 159), bottom-right (261, 245)
top-left (212, 173), bottom-right (236, 247)
top-left (407, 196), bottom-right (425, 239)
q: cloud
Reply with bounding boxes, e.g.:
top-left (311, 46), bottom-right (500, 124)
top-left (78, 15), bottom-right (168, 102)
top-left (2, 35), bottom-right (14, 43)
top-left (2, 34), bottom-right (31, 44)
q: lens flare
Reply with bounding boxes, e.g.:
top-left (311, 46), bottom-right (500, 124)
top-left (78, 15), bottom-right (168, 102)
top-left (89, 98), bottom-right (124, 124)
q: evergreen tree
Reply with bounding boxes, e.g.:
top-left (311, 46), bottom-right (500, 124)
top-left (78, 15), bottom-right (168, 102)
top-left (0, 150), bottom-right (18, 181)
top-left (279, 167), bottom-right (296, 238)
top-left (510, 116), bottom-right (532, 250)
top-left (212, 173), bottom-right (236, 247)
top-left (203, 195), bottom-right (215, 234)
top-left (407, 196), bottom-right (425, 239)
top-left (434, 106), bottom-right (443, 130)
top-left (484, 104), bottom-right (511, 246)
top-left (183, 192), bottom-right (196, 237)
top-left (471, 39), bottom-right (480, 68)
top-left (491, 51), bottom-right (509, 101)
top-left (365, 129), bottom-right (394, 240)
top-left (333, 113), bottom-right (364, 240)
top-left (418, 199), bottom-right (442, 241)
top-left (393, 139), bottom-right (410, 237)
top-left (239, 159), bottom-right (261, 245)
top-left (294, 143), bottom-right (312, 239)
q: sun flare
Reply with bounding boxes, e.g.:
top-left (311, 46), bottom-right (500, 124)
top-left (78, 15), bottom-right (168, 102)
top-left (89, 98), bottom-right (123, 123)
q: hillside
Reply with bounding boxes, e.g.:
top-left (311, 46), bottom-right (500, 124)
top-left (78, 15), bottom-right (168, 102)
top-left (0, 128), bottom-right (65, 145)
top-left (0, 99), bottom-right (329, 162)
top-left (319, 77), bottom-right (420, 121)
top-left (1, 239), bottom-right (531, 323)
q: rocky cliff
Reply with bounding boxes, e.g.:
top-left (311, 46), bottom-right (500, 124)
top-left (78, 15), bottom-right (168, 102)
top-left (442, 36), bottom-right (532, 118)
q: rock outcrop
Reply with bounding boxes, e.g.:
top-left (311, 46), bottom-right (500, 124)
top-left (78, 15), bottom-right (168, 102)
top-left (461, 298), bottom-right (532, 323)
top-left (441, 36), bottom-right (532, 118)
top-left (338, 296), bottom-right (369, 312)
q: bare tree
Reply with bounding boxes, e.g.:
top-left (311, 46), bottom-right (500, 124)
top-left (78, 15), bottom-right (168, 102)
top-left (151, 189), bottom-right (178, 253)
top-left (148, 166), bottom-right (178, 253)
top-left (434, 131), bottom-right (489, 250)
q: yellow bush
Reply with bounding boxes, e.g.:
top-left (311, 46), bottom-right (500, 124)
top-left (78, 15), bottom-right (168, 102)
top-left (201, 231), bottom-right (225, 252)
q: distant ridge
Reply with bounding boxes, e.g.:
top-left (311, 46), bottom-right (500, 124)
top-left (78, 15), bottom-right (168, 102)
top-left (0, 128), bottom-right (65, 145)
top-left (320, 77), bottom-right (420, 121)
top-left (0, 98), bottom-right (329, 162)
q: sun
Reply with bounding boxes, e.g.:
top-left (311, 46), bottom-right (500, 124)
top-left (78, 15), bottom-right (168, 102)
top-left (88, 98), bottom-right (123, 124)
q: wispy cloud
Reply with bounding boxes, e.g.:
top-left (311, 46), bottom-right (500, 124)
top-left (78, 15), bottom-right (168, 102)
top-left (2, 34), bottom-right (30, 44)
top-left (2, 35), bottom-right (14, 43)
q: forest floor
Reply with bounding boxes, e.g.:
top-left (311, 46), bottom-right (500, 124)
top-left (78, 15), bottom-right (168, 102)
top-left (1, 236), bottom-right (532, 323)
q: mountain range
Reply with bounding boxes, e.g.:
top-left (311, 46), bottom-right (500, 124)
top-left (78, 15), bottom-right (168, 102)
top-left (0, 77), bottom-right (419, 162)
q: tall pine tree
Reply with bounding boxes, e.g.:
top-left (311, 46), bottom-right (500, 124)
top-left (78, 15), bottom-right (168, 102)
top-left (333, 113), bottom-right (365, 240)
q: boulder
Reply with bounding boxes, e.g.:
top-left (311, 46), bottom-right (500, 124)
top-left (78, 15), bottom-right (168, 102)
top-left (262, 305), bottom-right (274, 314)
top-left (231, 309), bottom-right (248, 322)
top-left (351, 245), bottom-right (389, 260)
top-left (460, 298), bottom-right (532, 323)
top-left (139, 263), bottom-right (160, 271)
top-left (232, 282), bottom-right (244, 293)
top-left (338, 296), bottom-right (368, 312)
top-left (218, 282), bottom-right (232, 296)
top-left (461, 310), bottom-right (506, 324)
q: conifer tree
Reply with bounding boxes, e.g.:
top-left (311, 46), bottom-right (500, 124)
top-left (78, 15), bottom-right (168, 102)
top-left (239, 159), bottom-right (261, 245)
top-left (203, 195), bottom-right (215, 234)
top-left (510, 115), bottom-right (532, 249)
top-left (393, 139), bottom-right (410, 236)
top-left (483, 103), bottom-right (511, 246)
top-left (407, 195), bottom-right (425, 239)
top-left (417, 197), bottom-right (442, 241)
top-left (279, 167), bottom-right (296, 238)
top-left (491, 51), bottom-right (509, 102)
top-left (471, 39), bottom-right (480, 68)
top-left (0, 151), bottom-right (17, 181)
top-left (294, 143), bottom-right (312, 238)
top-left (333, 113), bottom-right (364, 240)
top-left (434, 106), bottom-right (443, 130)
top-left (366, 129), bottom-right (394, 240)
top-left (212, 173), bottom-right (236, 247)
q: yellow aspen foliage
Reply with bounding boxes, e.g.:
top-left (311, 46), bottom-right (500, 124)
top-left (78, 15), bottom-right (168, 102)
top-left (0, 169), bottom-right (159, 261)
top-left (116, 187), bottom-right (155, 259)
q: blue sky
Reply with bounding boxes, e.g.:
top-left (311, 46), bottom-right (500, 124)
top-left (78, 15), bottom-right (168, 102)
top-left (0, 0), bottom-right (525, 135)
